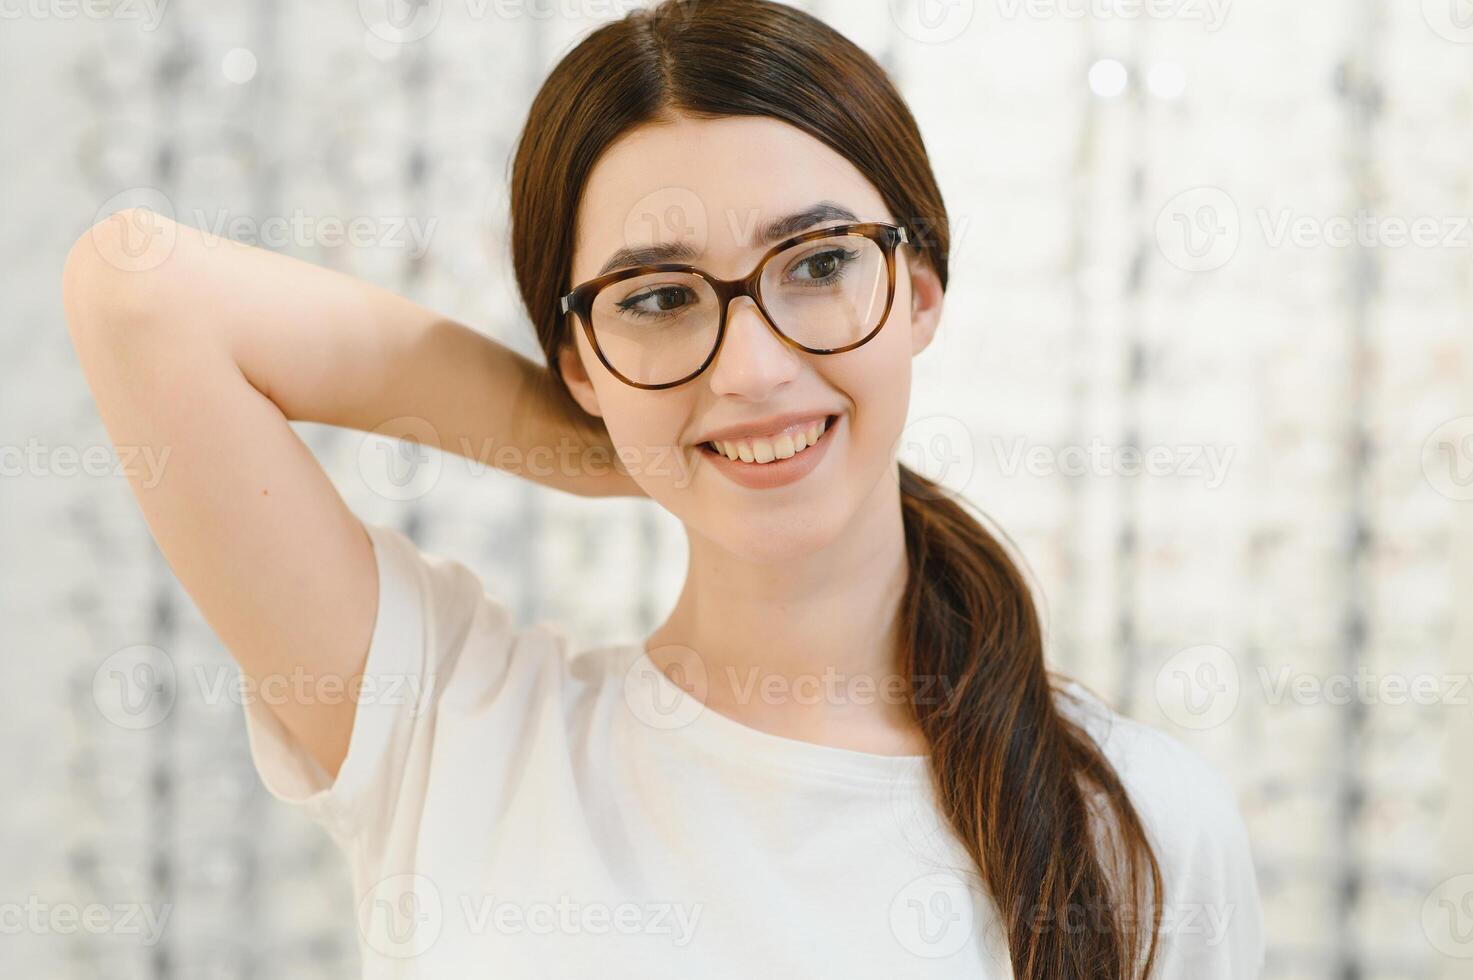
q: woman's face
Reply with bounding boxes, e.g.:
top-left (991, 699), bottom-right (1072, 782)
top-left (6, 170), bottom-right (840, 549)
top-left (560, 114), bottom-right (944, 562)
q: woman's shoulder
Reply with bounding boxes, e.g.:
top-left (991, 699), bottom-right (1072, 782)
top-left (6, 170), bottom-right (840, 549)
top-left (1052, 677), bottom-right (1266, 976)
top-left (353, 521), bottom-right (594, 712)
top-left (1052, 677), bottom-right (1247, 834)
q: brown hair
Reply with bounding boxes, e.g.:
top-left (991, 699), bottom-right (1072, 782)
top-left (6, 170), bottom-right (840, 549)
top-left (508, 1), bottom-right (1163, 975)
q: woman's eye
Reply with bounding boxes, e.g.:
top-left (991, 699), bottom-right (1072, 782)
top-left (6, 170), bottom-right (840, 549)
top-left (788, 247), bottom-right (855, 283)
top-left (618, 286), bottom-right (693, 318)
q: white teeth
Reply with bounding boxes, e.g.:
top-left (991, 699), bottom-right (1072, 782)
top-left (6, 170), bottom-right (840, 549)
top-left (710, 416), bottom-right (831, 465)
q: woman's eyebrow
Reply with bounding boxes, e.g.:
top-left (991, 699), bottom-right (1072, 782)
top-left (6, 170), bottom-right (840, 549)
top-left (595, 200), bottom-right (861, 276)
top-left (758, 201), bottom-right (860, 245)
top-left (598, 239), bottom-right (702, 276)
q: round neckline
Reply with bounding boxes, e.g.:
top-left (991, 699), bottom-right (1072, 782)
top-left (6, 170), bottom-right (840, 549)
top-left (623, 641), bottom-right (931, 785)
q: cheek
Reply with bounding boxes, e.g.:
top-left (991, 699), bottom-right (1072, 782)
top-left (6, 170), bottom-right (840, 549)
top-left (596, 388), bottom-right (700, 493)
top-left (833, 316), bottom-right (915, 458)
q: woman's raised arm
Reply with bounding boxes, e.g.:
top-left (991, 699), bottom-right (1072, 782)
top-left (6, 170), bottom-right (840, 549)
top-left (60, 207), bottom-right (635, 780)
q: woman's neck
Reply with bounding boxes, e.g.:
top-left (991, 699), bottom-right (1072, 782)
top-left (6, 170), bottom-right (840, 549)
top-left (644, 469), bottom-right (927, 755)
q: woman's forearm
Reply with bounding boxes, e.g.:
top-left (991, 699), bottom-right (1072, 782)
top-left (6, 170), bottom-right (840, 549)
top-left (67, 207), bottom-right (638, 498)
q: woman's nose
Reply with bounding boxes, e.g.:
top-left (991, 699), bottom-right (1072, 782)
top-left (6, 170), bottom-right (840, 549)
top-left (705, 297), bottom-right (801, 397)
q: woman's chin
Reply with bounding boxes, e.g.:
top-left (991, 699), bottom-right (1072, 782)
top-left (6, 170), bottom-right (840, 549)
top-left (706, 511), bottom-right (845, 565)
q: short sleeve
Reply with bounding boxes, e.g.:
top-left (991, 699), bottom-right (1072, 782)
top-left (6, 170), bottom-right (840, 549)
top-left (1058, 684), bottom-right (1267, 979)
top-left (239, 519), bottom-right (514, 843)
top-left (1145, 753), bottom-right (1266, 979)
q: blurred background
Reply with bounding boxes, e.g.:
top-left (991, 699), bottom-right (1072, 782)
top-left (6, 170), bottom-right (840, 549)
top-left (3, 0), bottom-right (1472, 976)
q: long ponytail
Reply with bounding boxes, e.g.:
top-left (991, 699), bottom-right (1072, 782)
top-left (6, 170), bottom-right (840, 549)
top-left (899, 464), bottom-right (1162, 976)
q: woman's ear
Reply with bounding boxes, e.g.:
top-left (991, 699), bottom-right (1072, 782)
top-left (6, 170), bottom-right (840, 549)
top-left (905, 253), bottom-right (945, 357)
top-left (556, 335), bottom-right (604, 419)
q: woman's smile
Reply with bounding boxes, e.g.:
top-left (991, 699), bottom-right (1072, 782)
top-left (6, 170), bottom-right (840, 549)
top-left (695, 412), bottom-right (842, 489)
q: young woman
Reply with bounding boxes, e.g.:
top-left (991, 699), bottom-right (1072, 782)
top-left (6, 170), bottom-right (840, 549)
top-left (62, 0), bottom-right (1264, 976)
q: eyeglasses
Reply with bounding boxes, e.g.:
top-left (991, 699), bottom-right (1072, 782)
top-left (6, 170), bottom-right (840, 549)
top-left (559, 221), bottom-right (911, 389)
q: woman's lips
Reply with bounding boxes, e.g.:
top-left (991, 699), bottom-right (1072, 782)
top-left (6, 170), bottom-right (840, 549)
top-left (696, 414), bottom-right (840, 490)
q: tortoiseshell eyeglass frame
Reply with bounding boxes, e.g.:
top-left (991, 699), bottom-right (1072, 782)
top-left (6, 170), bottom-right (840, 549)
top-left (558, 221), bottom-right (912, 390)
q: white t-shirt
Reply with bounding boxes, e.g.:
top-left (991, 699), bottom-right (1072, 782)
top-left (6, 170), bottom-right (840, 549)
top-left (242, 521), bottom-right (1266, 979)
